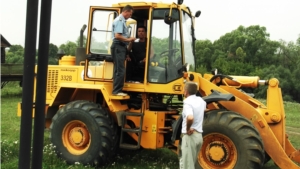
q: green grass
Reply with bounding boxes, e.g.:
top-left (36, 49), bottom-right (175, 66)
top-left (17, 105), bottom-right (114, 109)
top-left (284, 101), bottom-right (300, 128)
top-left (1, 83), bottom-right (299, 169)
top-left (1, 82), bottom-right (23, 97)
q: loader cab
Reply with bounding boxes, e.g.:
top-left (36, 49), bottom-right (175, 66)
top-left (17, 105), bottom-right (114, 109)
top-left (148, 8), bottom-right (195, 83)
top-left (84, 2), bottom-right (198, 84)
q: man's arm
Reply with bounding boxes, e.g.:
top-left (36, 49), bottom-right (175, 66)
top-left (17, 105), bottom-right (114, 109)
top-left (141, 44), bottom-right (155, 63)
top-left (186, 115), bottom-right (194, 135)
top-left (144, 44), bottom-right (155, 63)
top-left (126, 42), bottom-right (132, 61)
top-left (150, 44), bottom-right (154, 58)
top-left (127, 42), bottom-right (133, 51)
top-left (115, 33), bottom-right (135, 42)
top-left (184, 103), bottom-right (194, 135)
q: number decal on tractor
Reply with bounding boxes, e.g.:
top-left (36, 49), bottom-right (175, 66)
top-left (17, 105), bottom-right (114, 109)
top-left (61, 75), bottom-right (72, 81)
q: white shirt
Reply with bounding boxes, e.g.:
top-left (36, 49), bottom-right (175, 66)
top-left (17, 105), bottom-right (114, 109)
top-left (181, 94), bottom-right (206, 134)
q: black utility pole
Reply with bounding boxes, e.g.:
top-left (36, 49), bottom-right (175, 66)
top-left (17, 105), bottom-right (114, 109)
top-left (18, 0), bottom-right (53, 168)
top-left (18, 0), bottom-right (39, 168)
top-left (31, 0), bottom-right (52, 168)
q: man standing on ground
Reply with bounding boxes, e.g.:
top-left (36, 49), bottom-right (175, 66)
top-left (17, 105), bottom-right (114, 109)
top-left (111, 5), bottom-right (136, 96)
top-left (179, 82), bottom-right (206, 169)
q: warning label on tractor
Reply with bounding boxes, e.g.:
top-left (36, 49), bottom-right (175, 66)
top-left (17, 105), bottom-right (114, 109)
top-left (152, 125), bottom-right (156, 133)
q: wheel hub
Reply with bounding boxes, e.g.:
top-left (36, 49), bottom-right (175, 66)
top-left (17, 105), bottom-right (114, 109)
top-left (207, 141), bottom-right (229, 165)
top-left (199, 133), bottom-right (237, 168)
top-left (69, 127), bottom-right (89, 147)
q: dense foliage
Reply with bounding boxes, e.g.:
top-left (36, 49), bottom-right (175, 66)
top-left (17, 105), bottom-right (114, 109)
top-left (4, 25), bottom-right (300, 102)
top-left (195, 25), bottom-right (300, 102)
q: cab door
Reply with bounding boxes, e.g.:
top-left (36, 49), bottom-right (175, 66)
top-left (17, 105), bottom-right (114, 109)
top-left (84, 7), bottom-right (120, 81)
top-left (86, 7), bottom-right (120, 54)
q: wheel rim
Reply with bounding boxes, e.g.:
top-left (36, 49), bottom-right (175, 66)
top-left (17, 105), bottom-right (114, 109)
top-left (62, 120), bottom-right (91, 155)
top-left (199, 133), bottom-right (237, 168)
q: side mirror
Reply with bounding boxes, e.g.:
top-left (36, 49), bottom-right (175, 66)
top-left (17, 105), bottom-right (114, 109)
top-left (177, 0), bottom-right (184, 5)
top-left (195, 10), bottom-right (201, 18)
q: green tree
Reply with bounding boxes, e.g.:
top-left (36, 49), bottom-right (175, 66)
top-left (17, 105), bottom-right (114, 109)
top-left (255, 65), bottom-right (294, 101)
top-left (5, 45), bottom-right (24, 63)
top-left (292, 65), bottom-right (300, 101)
top-left (152, 37), bottom-right (169, 56)
top-left (234, 47), bottom-right (246, 61)
top-left (59, 41), bottom-right (77, 56)
top-left (195, 40), bottom-right (214, 72)
top-left (277, 40), bottom-right (300, 71)
top-left (211, 55), bottom-right (229, 74)
top-left (213, 25), bottom-right (280, 67)
top-left (210, 49), bottom-right (227, 73)
top-left (297, 34), bottom-right (300, 46)
top-left (49, 43), bottom-right (58, 59)
top-left (9, 45), bottom-right (24, 53)
top-left (48, 43), bottom-right (59, 64)
top-left (290, 36), bottom-right (300, 101)
top-left (194, 25), bottom-right (299, 102)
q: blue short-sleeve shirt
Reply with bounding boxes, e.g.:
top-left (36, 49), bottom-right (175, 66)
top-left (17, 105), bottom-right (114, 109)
top-left (112, 14), bottom-right (129, 45)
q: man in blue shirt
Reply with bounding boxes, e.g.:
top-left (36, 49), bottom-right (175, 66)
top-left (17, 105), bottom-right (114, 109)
top-left (179, 82), bottom-right (206, 169)
top-left (111, 5), bottom-right (136, 96)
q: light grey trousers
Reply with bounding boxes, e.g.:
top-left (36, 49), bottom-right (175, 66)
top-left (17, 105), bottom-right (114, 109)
top-left (179, 132), bottom-right (203, 169)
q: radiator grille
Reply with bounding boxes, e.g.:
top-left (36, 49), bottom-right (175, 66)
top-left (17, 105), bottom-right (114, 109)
top-left (47, 70), bottom-right (58, 93)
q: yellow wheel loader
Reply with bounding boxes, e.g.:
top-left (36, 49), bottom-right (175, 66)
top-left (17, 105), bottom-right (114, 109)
top-left (18, 0), bottom-right (300, 168)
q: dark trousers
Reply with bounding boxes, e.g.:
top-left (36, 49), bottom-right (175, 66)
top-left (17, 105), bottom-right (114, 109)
top-left (111, 43), bottom-right (126, 94)
top-left (126, 59), bottom-right (145, 81)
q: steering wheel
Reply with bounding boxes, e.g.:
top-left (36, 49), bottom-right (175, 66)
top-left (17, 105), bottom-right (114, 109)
top-left (159, 48), bottom-right (180, 57)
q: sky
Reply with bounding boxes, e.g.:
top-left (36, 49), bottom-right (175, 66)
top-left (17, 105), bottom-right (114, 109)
top-left (1, 0), bottom-right (299, 47)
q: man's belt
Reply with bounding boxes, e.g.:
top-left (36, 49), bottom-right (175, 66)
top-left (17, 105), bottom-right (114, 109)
top-left (181, 130), bottom-right (202, 137)
top-left (113, 41), bottom-right (127, 47)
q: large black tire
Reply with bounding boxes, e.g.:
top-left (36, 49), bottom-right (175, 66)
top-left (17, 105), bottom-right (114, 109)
top-left (198, 110), bottom-right (265, 169)
top-left (50, 100), bottom-right (118, 166)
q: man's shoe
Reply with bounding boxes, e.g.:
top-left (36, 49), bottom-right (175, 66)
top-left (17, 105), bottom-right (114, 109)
top-left (113, 92), bottom-right (127, 96)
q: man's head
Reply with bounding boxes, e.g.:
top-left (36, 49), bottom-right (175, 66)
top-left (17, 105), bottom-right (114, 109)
top-left (137, 26), bottom-right (147, 40)
top-left (122, 5), bottom-right (134, 19)
top-left (184, 82), bottom-right (198, 98)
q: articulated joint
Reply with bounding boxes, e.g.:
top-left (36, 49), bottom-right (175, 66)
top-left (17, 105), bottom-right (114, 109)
top-left (259, 78), bottom-right (279, 87)
top-left (270, 113), bottom-right (281, 122)
top-left (258, 80), bottom-right (268, 86)
top-left (268, 78), bottom-right (279, 87)
top-left (263, 110), bottom-right (282, 123)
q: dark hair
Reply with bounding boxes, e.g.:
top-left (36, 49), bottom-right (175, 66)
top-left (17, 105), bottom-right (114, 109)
top-left (122, 5), bottom-right (134, 12)
top-left (137, 25), bottom-right (147, 32)
top-left (184, 82), bottom-right (198, 95)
